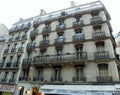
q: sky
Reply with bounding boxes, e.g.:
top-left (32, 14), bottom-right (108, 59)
top-left (0, 0), bottom-right (119, 34)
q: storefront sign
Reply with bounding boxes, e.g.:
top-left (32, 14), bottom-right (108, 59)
top-left (0, 84), bottom-right (15, 92)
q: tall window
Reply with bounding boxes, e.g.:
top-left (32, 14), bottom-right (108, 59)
top-left (75, 44), bottom-right (83, 59)
top-left (54, 68), bottom-right (61, 81)
top-left (93, 25), bottom-right (101, 32)
top-left (76, 67), bottom-right (84, 81)
top-left (95, 41), bottom-right (104, 52)
top-left (4, 72), bottom-right (8, 80)
top-left (37, 69), bottom-right (43, 80)
top-left (98, 64), bottom-right (108, 77)
top-left (23, 69), bottom-right (28, 77)
top-left (11, 72), bottom-right (16, 80)
top-left (56, 49), bottom-right (62, 61)
top-left (91, 11), bottom-right (99, 17)
top-left (43, 35), bottom-right (48, 40)
top-left (40, 50), bottom-right (46, 61)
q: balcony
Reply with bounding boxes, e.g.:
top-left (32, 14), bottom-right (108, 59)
top-left (9, 79), bottom-right (16, 83)
top-left (22, 59), bottom-right (32, 67)
top-left (54, 37), bottom-right (65, 45)
top-left (1, 78), bottom-right (7, 83)
top-left (9, 37), bottom-right (13, 42)
top-left (0, 63), bottom-right (4, 67)
top-left (73, 76), bottom-right (86, 82)
top-left (11, 47), bottom-right (16, 53)
top-left (19, 76), bottom-right (31, 81)
top-left (93, 32), bottom-right (105, 40)
top-left (33, 77), bottom-right (44, 81)
top-left (18, 47), bottom-right (24, 52)
top-left (56, 24), bottom-right (66, 31)
top-left (94, 51), bottom-right (109, 60)
top-left (42, 27), bottom-right (51, 33)
top-left (30, 29), bottom-right (38, 38)
top-left (15, 36), bottom-right (20, 41)
top-left (73, 34), bottom-right (84, 42)
top-left (6, 62), bottom-right (12, 67)
top-left (96, 76), bottom-right (113, 82)
top-left (9, 23), bottom-right (31, 33)
top-left (4, 49), bottom-right (9, 54)
top-left (51, 77), bottom-right (62, 82)
top-left (73, 20), bottom-right (84, 28)
top-left (40, 40), bottom-right (49, 47)
top-left (22, 34), bottom-right (27, 39)
top-left (26, 42), bottom-right (36, 50)
top-left (33, 52), bottom-right (87, 66)
top-left (90, 16), bottom-right (103, 24)
top-left (13, 62), bottom-right (19, 67)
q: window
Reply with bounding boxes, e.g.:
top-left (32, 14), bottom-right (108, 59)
top-left (95, 41), bottom-right (104, 52)
top-left (98, 64), bottom-right (108, 76)
top-left (21, 42), bottom-right (25, 47)
top-left (43, 35), bottom-right (49, 40)
top-left (91, 11), bottom-right (99, 17)
top-left (23, 70), bottom-right (28, 77)
top-left (54, 68), bottom-right (61, 81)
top-left (11, 72), bottom-right (16, 80)
top-left (93, 25), bottom-right (101, 32)
top-left (56, 49), bottom-right (62, 61)
top-left (17, 55), bottom-right (21, 63)
top-left (40, 50), bottom-right (46, 61)
top-left (37, 69), bottom-right (43, 80)
top-left (4, 72), bottom-right (8, 80)
top-left (76, 67), bottom-right (84, 80)
top-left (75, 44), bottom-right (83, 59)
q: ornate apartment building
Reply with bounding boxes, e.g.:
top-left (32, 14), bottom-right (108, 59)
top-left (0, 1), bottom-right (120, 95)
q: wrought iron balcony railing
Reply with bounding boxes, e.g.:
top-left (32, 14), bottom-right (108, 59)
top-left (9, 79), bottom-right (16, 82)
top-left (33, 77), bottom-right (44, 81)
top-left (27, 42), bottom-right (36, 48)
top-left (1, 78), bottom-right (8, 82)
top-left (0, 63), bottom-right (4, 67)
top-left (40, 40), bottom-right (49, 46)
top-left (30, 29), bottom-right (38, 37)
top-left (73, 76), bottom-right (86, 82)
top-left (9, 37), bottom-right (13, 42)
top-left (18, 47), bottom-right (24, 52)
top-left (15, 36), bottom-right (20, 41)
top-left (96, 76), bottom-right (113, 82)
top-left (93, 32), bottom-right (105, 39)
top-left (19, 76), bottom-right (31, 81)
top-left (94, 51), bottom-right (109, 60)
top-left (6, 62), bottom-right (12, 67)
top-left (11, 47), bottom-right (16, 53)
top-left (13, 62), bottom-right (19, 67)
top-left (33, 52), bottom-right (87, 64)
top-left (4, 49), bottom-right (9, 53)
top-left (73, 34), bottom-right (84, 42)
top-left (54, 37), bottom-right (65, 45)
top-left (90, 16), bottom-right (103, 24)
top-left (22, 34), bottom-right (27, 39)
top-left (51, 77), bottom-right (62, 82)
top-left (56, 24), bottom-right (66, 31)
top-left (73, 20), bottom-right (84, 27)
top-left (42, 27), bottom-right (51, 33)
top-left (22, 59), bottom-right (32, 65)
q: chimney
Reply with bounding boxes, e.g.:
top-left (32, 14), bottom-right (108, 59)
top-left (71, 1), bottom-right (75, 7)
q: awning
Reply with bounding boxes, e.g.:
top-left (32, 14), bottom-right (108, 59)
top-left (39, 85), bottom-right (120, 94)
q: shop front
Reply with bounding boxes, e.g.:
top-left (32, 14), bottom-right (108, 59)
top-left (0, 84), bottom-right (15, 95)
top-left (39, 84), bottom-right (120, 95)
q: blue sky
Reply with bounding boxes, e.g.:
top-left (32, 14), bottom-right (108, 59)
top-left (0, 0), bottom-right (119, 34)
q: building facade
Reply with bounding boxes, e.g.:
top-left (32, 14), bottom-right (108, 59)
top-left (0, 1), bottom-right (120, 95)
